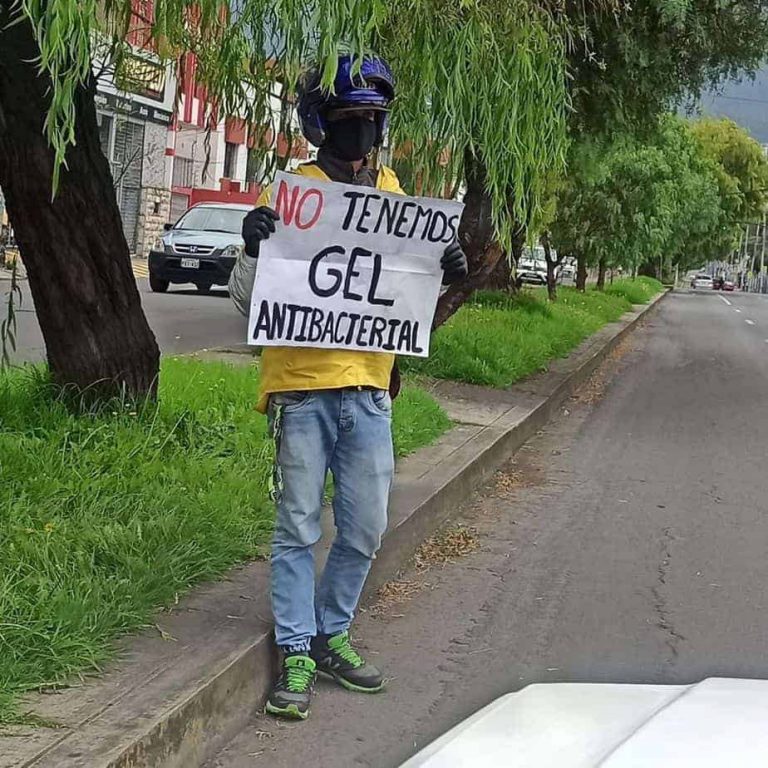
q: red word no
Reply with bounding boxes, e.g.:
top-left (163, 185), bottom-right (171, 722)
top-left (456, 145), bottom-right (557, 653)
top-left (275, 180), bottom-right (324, 230)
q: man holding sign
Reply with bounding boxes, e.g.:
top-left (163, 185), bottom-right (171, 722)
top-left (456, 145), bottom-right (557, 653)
top-left (229, 54), bottom-right (466, 720)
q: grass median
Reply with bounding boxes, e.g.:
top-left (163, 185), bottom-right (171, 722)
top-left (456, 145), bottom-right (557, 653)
top-left (403, 277), bottom-right (662, 388)
top-left (0, 358), bottom-right (450, 723)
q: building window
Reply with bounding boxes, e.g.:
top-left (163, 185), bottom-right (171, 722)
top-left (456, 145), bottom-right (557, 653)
top-left (97, 113), bottom-right (114, 160)
top-left (223, 141), bottom-right (237, 179)
top-left (172, 156), bottom-right (195, 188)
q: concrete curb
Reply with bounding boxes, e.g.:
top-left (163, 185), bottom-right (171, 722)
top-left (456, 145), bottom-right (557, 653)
top-left (3, 291), bottom-right (667, 768)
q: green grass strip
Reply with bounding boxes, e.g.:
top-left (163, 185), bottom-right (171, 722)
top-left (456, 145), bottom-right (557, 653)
top-left (403, 279), bottom-right (662, 389)
top-left (0, 358), bottom-right (449, 723)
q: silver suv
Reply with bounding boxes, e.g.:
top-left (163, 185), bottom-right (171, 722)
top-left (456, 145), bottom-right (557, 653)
top-left (147, 202), bottom-right (251, 293)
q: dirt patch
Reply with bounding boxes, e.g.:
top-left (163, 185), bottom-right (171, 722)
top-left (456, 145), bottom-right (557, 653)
top-left (485, 447), bottom-right (547, 501)
top-left (413, 525), bottom-right (479, 571)
top-left (369, 579), bottom-right (424, 618)
top-left (493, 468), bottom-right (525, 495)
top-left (369, 525), bottom-right (480, 619)
top-left (491, 450), bottom-right (546, 494)
top-left (572, 336), bottom-right (634, 404)
top-left (572, 368), bottom-right (609, 405)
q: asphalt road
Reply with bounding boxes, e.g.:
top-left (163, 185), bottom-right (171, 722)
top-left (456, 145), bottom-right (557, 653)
top-left (207, 289), bottom-right (768, 767)
top-left (4, 276), bottom-right (247, 363)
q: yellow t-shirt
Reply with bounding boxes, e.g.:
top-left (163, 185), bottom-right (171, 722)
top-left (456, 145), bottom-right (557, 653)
top-left (256, 162), bottom-right (406, 412)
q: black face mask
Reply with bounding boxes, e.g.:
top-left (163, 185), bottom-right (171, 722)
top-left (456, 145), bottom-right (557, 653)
top-left (325, 116), bottom-right (377, 161)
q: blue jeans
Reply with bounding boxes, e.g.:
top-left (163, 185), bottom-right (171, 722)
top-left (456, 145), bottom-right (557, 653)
top-left (268, 388), bottom-right (394, 651)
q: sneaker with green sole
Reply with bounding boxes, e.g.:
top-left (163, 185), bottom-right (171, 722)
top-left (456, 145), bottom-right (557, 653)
top-left (310, 631), bottom-right (384, 693)
top-left (265, 654), bottom-right (316, 720)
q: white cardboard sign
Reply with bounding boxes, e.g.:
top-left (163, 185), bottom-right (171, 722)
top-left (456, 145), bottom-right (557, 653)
top-left (247, 171), bottom-right (464, 357)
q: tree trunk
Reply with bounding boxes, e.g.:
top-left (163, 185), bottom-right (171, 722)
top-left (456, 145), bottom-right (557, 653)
top-left (0, 7), bottom-right (159, 399)
top-left (596, 256), bottom-right (607, 291)
top-left (509, 228), bottom-right (525, 294)
top-left (485, 253), bottom-right (514, 291)
top-left (433, 150), bottom-right (505, 328)
top-left (484, 235), bottom-right (524, 294)
top-left (576, 253), bottom-right (588, 291)
top-left (541, 231), bottom-right (562, 302)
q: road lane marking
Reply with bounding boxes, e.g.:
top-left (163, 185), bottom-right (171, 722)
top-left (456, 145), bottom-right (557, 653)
top-left (719, 295), bottom-right (733, 306)
top-left (746, 319), bottom-right (756, 326)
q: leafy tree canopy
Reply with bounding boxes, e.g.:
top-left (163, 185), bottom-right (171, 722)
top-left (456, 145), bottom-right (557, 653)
top-left (569, 0), bottom-right (768, 136)
top-left (13, 0), bottom-right (768, 245)
top-left (690, 117), bottom-right (768, 224)
top-left (17, 0), bottom-right (582, 244)
top-left (550, 116), bottom-right (744, 278)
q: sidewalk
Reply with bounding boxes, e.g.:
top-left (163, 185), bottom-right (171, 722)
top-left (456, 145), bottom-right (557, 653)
top-left (0, 265), bottom-right (26, 281)
top-left (1, 259), bottom-right (145, 281)
top-left (0, 291), bottom-right (668, 768)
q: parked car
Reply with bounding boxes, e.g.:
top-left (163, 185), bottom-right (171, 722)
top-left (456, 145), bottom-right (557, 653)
top-left (559, 258), bottom-right (576, 283)
top-left (712, 276), bottom-right (725, 290)
top-left (517, 258), bottom-right (548, 285)
top-left (148, 202), bottom-right (251, 293)
top-left (723, 280), bottom-right (736, 292)
top-left (401, 677), bottom-right (768, 767)
top-left (517, 244), bottom-right (567, 286)
top-left (691, 274), bottom-right (714, 290)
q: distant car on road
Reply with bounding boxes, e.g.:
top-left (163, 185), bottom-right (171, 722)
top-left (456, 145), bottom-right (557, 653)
top-left (712, 276), bottom-right (736, 291)
top-left (148, 202), bottom-right (251, 294)
top-left (401, 677), bottom-right (768, 767)
top-left (691, 274), bottom-right (714, 290)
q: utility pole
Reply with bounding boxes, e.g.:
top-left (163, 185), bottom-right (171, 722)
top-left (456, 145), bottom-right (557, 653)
top-left (762, 210), bottom-right (767, 293)
top-left (743, 223), bottom-right (750, 290)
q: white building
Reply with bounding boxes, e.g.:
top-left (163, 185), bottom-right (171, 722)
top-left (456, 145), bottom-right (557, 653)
top-left (94, 46), bottom-right (176, 256)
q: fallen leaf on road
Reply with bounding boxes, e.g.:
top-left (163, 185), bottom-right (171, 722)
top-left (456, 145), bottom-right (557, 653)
top-left (494, 469), bottom-right (524, 495)
top-left (370, 525), bottom-right (480, 620)
top-left (370, 579), bottom-right (423, 618)
top-left (572, 337), bottom-right (633, 404)
top-left (414, 525), bottom-right (479, 570)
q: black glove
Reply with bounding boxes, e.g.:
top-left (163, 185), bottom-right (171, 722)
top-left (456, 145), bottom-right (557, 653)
top-left (441, 240), bottom-right (468, 285)
top-left (242, 206), bottom-right (279, 258)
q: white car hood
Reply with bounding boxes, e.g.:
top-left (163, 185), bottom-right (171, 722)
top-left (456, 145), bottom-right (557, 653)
top-left (401, 678), bottom-right (768, 767)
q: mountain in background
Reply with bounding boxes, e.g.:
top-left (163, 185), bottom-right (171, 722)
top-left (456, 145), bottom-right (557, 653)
top-left (692, 67), bottom-right (768, 145)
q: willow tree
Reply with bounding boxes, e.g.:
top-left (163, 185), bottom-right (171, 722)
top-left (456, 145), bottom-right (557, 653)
top-left (0, 0), bottom-right (574, 397)
top-left (569, 0), bottom-right (768, 137)
top-left (375, 2), bottom-right (571, 325)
